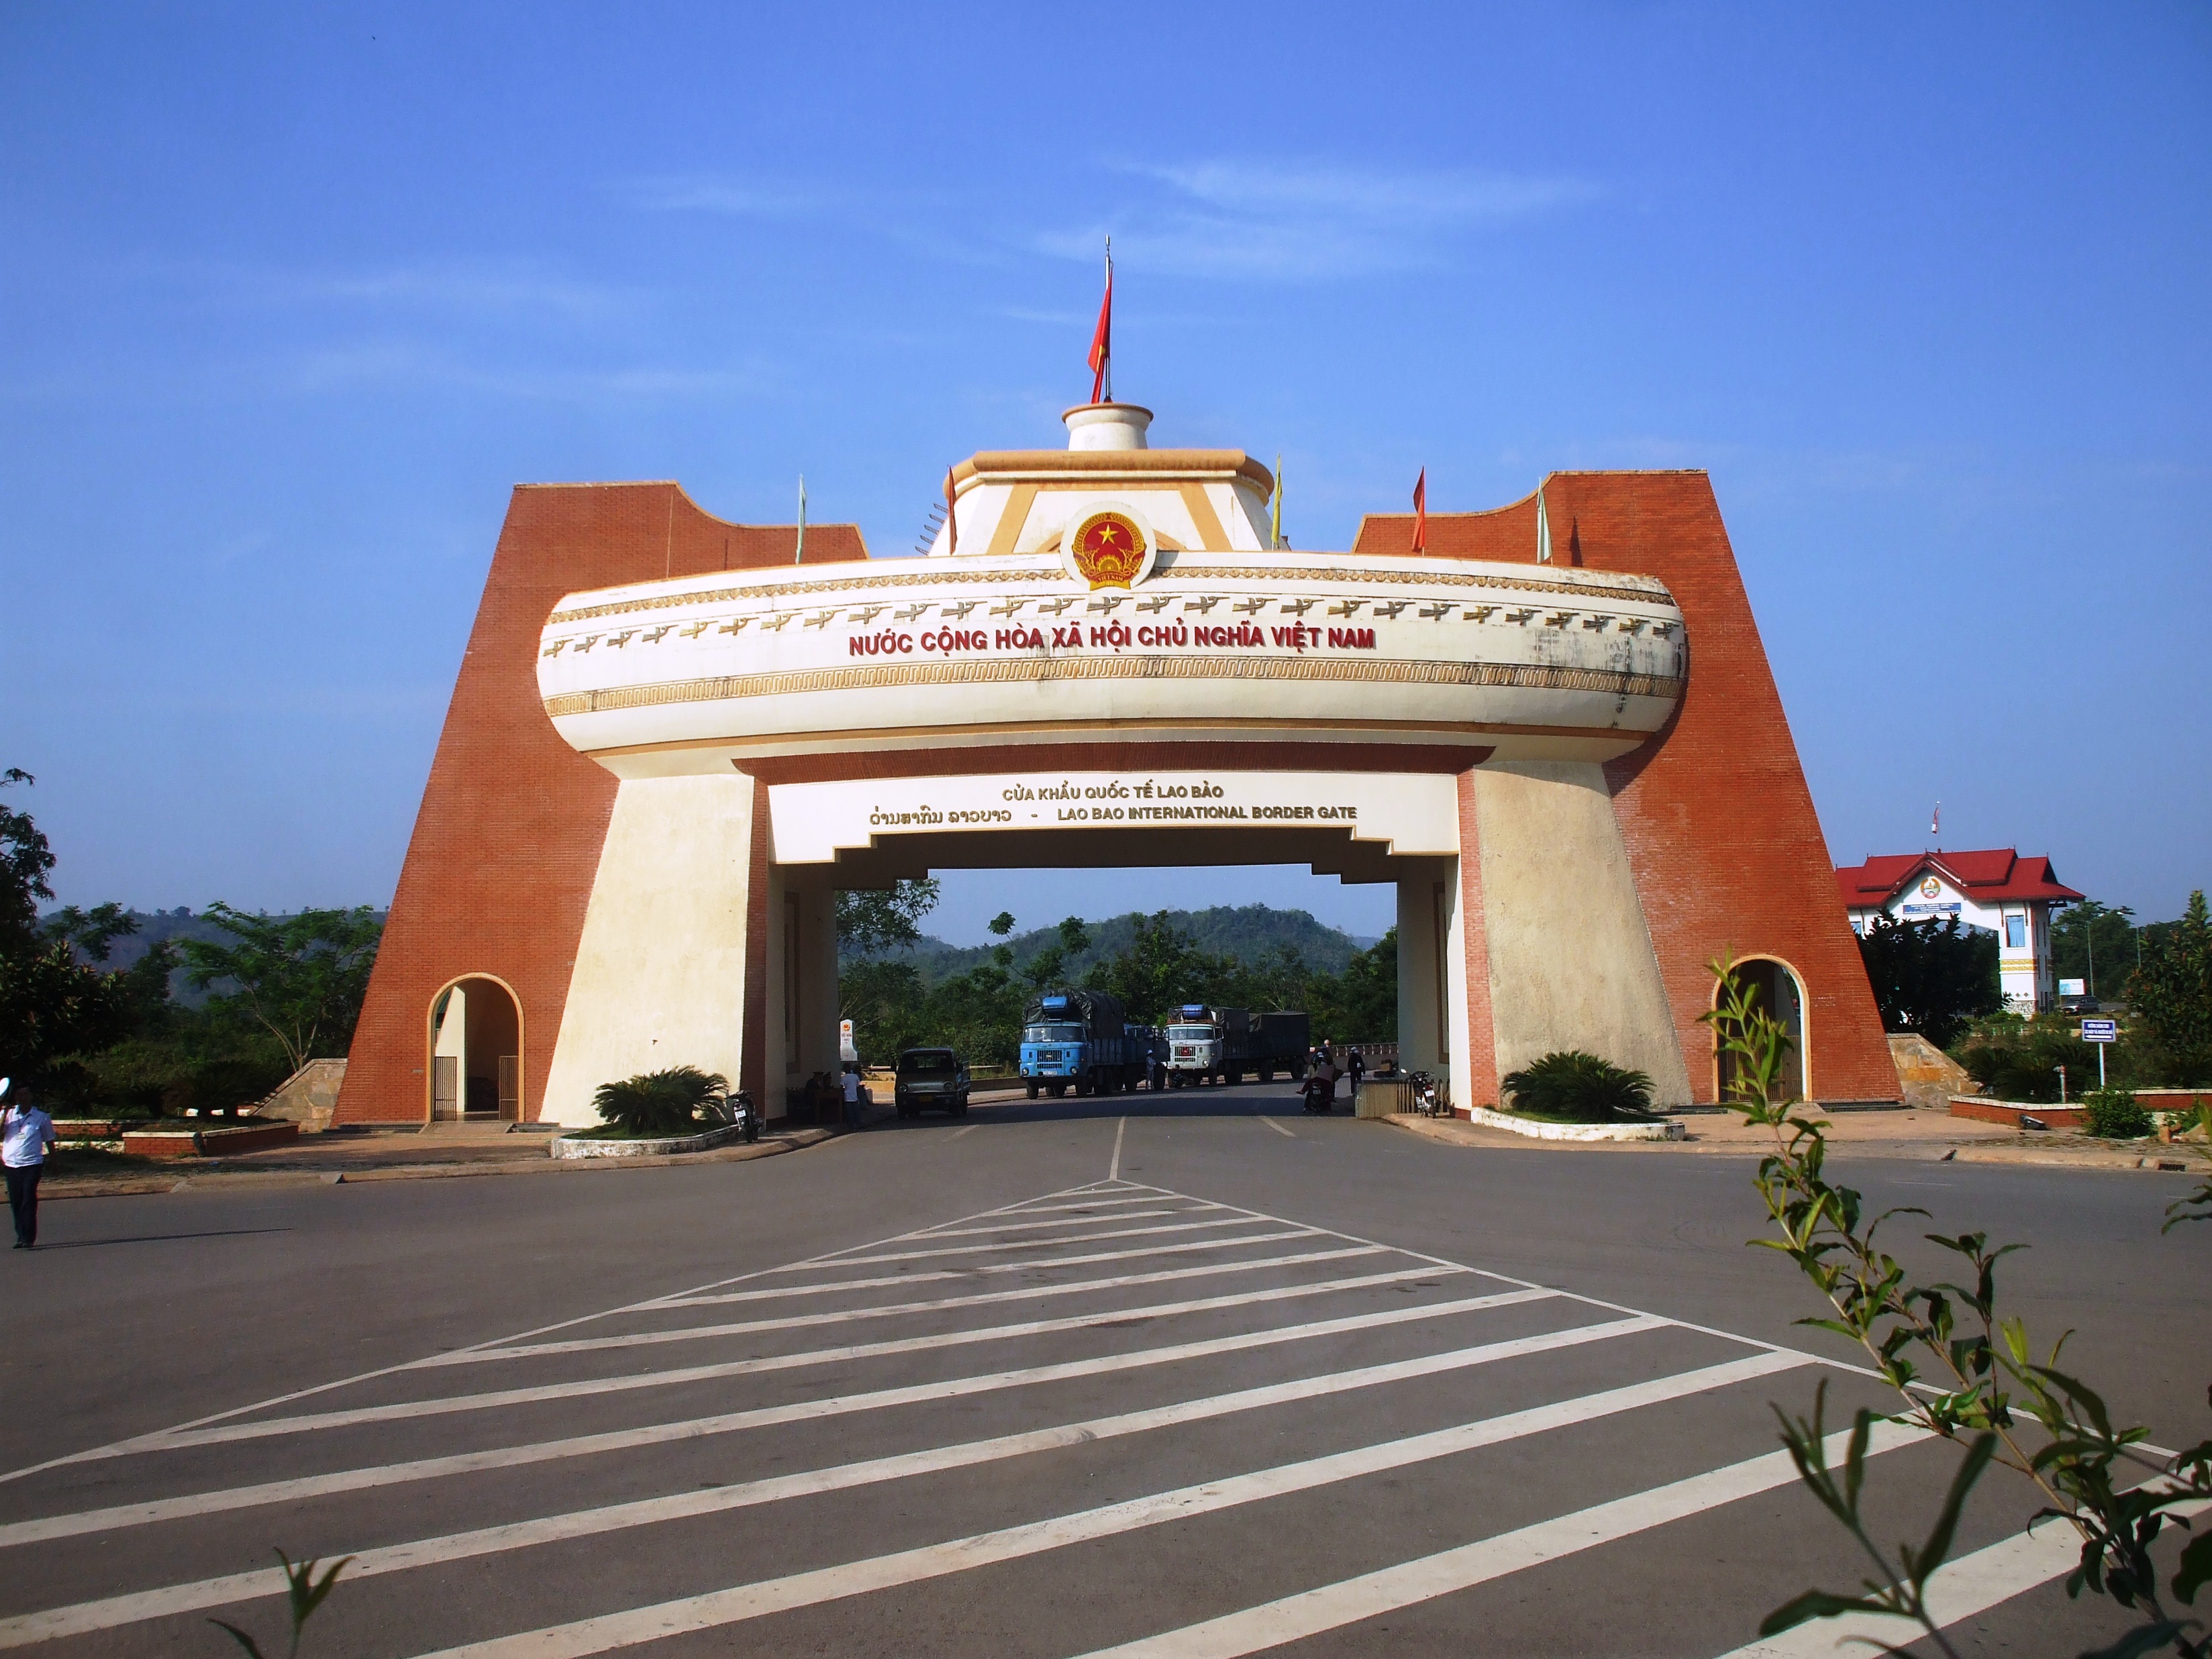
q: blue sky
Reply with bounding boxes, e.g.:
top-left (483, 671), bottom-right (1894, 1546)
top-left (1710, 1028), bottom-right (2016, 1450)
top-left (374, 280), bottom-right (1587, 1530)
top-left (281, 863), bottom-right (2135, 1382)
top-left (4, 3), bottom-right (2207, 946)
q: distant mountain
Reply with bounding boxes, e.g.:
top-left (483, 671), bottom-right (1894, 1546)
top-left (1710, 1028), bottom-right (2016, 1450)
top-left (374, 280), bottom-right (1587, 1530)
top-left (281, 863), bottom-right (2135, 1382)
top-left (861, 903), bottom-right (1373, 984)
top-left (40, 907), bottom-right (387, 1006)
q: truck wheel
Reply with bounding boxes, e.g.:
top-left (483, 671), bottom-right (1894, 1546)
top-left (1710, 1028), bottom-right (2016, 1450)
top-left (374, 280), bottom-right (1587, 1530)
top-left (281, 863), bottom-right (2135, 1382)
top-left (1026, 1081), bottom-right (1039, 1100)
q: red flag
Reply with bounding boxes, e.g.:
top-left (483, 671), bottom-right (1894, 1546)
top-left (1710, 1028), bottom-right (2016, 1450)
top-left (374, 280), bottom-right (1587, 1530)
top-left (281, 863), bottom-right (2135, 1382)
top-left (1087, 254), bottom-right (1113, 404)
top-left (944, 467), bottom-right (958, 554)
top-left (1411, 468), bottom-right (1427, 553)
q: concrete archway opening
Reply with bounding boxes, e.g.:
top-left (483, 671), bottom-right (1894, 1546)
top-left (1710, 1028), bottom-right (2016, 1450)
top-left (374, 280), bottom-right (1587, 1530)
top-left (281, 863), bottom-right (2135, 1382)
top-left (430, 976), bottom-right (523, 1123)
top-left (1716, 957), bottom-right (1809, 1104)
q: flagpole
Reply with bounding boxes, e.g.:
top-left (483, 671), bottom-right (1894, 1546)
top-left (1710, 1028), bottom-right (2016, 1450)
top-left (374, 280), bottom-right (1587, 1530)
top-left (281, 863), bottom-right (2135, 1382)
top-left (795, 474), bottom-right (806, 566)
top-left (1102, 237), bottom-right (1113, 403)
top-left (1272, 452), bottom-right (1283, 549)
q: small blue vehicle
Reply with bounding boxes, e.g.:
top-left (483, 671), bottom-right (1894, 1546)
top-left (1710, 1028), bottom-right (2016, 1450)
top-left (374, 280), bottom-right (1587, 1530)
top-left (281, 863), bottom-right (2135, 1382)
top-left (1020, 989), bottom-right (1137, 1098)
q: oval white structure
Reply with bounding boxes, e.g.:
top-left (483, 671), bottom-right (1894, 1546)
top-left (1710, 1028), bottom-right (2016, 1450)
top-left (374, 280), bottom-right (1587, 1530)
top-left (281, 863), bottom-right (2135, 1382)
top-left (538, 546), bottom-right (1687, 767)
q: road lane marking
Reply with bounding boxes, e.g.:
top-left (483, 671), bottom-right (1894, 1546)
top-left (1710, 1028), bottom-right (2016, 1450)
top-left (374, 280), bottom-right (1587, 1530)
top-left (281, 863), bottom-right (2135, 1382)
top-left (946, 1123), bottom-right (978, 1139)
top-left (440, 1264), bottom-right (1464, 1367)
top-left (1713, 1490), bottom-right (2212, 1658)
top-left (1066, 1417), bottom-right (1931, 1659)
top-left (446, 1249), bottom-right (1410, 1361)
top-left (95, 1291), bottom-right (1566, 1460)
top-left (0, 1317), bottom-right (1678, 1642)
top-left (0, 1180), bottom-right (1138, 1486)
top-left (1110, 1115), bottom-right (1126, 1180)
top-left (970, 1194), bottom-right (1170, 1217)
top-left (805, 1215), bottom-right (1277, 1266)
top-left (662, 1241), bottom-right (1384, 1311)
top-left (403, 1352), bottom-right (1825, 1659)
top-left (1255, 1115), bottom-right (1296, 1138)
top-left (906, 1205), bottom-right (1205, 1240)
top-left (1194, 1187), bottom-right (1887, 1380)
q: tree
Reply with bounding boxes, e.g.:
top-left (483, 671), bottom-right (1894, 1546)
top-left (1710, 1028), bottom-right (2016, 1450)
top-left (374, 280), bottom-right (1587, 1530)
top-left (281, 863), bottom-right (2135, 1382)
top-left (1855, 913), bottom-right (2001, 1050)
top-left (1083, 910), bottom-right (1238, 1025)
top-left (2130, 889), bottom-right (2212, 1084)
top-left (0, 768), bottom-right (52, 954)
top-left (2050, 899), bottom-right (2139, 1000)
top-left (1305, 929), bottom-right (1399, 1044)
top-left (178, 903), bottom-right (383, 1076)
top-left (836, 878), bottom-right (942, 957)
top-left (0, 772), bottom-right (141, 1089)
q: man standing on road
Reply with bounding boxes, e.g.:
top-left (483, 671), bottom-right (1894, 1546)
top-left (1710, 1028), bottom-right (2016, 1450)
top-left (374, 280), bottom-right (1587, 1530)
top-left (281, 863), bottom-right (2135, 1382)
top-left (1, 1080), bottom-right (58, 1250)
top-left (1346, 1048), bottom-right (1365, 1092)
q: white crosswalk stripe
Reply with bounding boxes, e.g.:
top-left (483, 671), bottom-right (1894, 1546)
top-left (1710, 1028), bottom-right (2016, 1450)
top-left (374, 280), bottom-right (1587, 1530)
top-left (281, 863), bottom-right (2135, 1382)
top-left (0, 1176), bottom-right (2052, 1656)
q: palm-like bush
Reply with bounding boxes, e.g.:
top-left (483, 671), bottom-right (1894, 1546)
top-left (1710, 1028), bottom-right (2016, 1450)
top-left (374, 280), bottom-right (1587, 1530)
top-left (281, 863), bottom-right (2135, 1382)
top-left (591, 1066), bottom-right (729, 1136)
top-left (1499, 1050), bottom-right (1655, 1122)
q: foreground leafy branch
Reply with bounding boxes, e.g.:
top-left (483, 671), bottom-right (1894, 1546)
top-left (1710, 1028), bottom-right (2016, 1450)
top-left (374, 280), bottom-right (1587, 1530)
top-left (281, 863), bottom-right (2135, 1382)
top-left (211, 1550), bottom-right (350, 1659)
top-left (1703, 956), bottom-right (2212, 1658)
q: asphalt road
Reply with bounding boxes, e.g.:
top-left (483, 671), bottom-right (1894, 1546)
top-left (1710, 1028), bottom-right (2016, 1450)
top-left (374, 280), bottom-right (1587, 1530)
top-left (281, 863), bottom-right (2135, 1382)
top-left (0, 1083), bottom-right (2203, 1658)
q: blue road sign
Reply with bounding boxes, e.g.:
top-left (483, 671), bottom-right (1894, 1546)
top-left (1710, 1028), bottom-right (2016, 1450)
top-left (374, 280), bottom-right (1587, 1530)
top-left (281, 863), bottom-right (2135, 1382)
top-left (2080, 1019), bottom-right (2119, 1043)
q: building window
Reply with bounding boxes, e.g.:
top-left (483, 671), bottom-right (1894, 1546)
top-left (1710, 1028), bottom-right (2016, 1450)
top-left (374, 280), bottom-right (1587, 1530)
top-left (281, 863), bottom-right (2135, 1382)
top-left (2005, 913), bottom-right (2027, 950)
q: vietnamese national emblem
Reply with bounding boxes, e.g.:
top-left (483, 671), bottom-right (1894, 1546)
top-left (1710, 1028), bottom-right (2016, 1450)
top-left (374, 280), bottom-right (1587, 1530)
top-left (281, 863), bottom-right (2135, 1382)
top-left (1070, 510), bottom-right (1148, 589)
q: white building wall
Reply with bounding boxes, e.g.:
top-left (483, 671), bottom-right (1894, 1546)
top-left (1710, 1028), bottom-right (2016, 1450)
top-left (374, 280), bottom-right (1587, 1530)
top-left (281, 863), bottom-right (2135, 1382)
top-left (1850, 875), bottom-right (2059, 1012)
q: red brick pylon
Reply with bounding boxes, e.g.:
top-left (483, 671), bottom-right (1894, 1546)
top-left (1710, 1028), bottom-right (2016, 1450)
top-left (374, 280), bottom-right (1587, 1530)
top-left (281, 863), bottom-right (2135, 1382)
top-left (338, 485), bottom-right (864, 1124)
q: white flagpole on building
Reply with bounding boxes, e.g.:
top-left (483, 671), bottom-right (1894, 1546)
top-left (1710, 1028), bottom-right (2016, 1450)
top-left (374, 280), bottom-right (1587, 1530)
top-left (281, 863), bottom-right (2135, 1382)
top-left (795, 474), bottom-right (807, 565)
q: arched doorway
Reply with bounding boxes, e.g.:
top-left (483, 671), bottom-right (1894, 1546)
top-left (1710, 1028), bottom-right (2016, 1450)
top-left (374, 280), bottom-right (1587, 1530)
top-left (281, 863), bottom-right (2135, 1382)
top-left (428, 975), bottom-right (523, 1122)
top-left (1715, 956), bottom-right (1809, 1104)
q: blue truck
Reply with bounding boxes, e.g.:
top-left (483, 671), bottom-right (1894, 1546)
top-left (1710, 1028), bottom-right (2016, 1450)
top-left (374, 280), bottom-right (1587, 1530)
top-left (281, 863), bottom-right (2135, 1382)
top-left (1020, 989), bottom-right (1141, 1098)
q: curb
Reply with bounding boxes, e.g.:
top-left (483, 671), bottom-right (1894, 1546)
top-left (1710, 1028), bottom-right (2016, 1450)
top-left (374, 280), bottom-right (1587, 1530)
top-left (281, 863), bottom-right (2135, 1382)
top-left (39, 1126), bottom-right (844, 1201)
top-left (1382, 1112), bottom-right (2211, 1172)
top-left (1463, 1106), bottom-right (1687, 1142)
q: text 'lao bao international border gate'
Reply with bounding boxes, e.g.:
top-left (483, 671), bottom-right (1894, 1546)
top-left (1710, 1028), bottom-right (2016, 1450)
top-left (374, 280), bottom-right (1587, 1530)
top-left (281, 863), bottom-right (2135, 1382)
top-left (336, 393), bottom-right (1900, 1129)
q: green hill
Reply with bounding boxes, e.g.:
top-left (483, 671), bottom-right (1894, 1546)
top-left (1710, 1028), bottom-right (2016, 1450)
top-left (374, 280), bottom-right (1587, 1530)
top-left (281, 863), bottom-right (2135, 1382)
top-left (868, 903), bottom-right (1373, 985)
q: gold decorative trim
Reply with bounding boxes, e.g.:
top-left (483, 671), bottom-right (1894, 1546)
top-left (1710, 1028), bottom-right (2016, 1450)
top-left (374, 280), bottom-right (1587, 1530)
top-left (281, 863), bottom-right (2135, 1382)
top-left (953, 448), bottom-right (1276, 494)
top-left (543, 655), bottom-right (1685, 719)
top-left (1178, 483), bottom-right (1231, 552)
top-left (984, 483), bottom-right (1038, 561)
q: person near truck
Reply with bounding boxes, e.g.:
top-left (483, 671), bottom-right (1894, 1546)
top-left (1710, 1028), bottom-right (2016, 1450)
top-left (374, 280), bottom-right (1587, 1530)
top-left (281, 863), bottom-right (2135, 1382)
top-left (1346, 1048), bottom-right (1364, 1095)
top-left (2, 1080), bottom-right (58, 1250)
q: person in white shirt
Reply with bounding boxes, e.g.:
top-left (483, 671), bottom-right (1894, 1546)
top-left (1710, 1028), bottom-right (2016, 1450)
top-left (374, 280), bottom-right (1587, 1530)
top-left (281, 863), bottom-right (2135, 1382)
top-left (1, 1080), bottom-right (60, 1250)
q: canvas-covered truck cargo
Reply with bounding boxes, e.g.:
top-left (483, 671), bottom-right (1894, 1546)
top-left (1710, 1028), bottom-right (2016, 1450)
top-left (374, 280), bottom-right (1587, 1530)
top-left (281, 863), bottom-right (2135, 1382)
top-left (1164, 1005), bottom-right (1311, 1085)
top-left (1254, 1011), bottom-right (1312, 1081)
top-left (1020, 989), bottom-right (1140, 1098)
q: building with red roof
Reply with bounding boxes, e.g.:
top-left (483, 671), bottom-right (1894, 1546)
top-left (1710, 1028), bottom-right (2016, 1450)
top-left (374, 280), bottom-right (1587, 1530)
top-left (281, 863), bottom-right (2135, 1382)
top-left (1835, 849), bottom-right (2083, 1012)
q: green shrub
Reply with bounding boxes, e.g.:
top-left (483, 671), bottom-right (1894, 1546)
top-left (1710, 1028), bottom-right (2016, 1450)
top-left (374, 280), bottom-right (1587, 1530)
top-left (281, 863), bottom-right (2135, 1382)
top-left (2079, 1088), bottom-right (2152, 1140)
top-left (1954, 1016), bottom-right (2140, 1101)
top-left (1499, 1051), bottom-right (1655, 1123)
top-left (591, 1066), bottom-right (728, 1137)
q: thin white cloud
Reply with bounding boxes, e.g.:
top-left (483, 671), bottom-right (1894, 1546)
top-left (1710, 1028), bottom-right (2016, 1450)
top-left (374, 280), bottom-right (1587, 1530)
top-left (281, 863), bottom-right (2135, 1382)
top-left (281, 340), bottom-right (768, 402)
top-left (1039, 160), bottom-right (1597, 281)
top-left (623, 174), bottom-right (842, 217)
